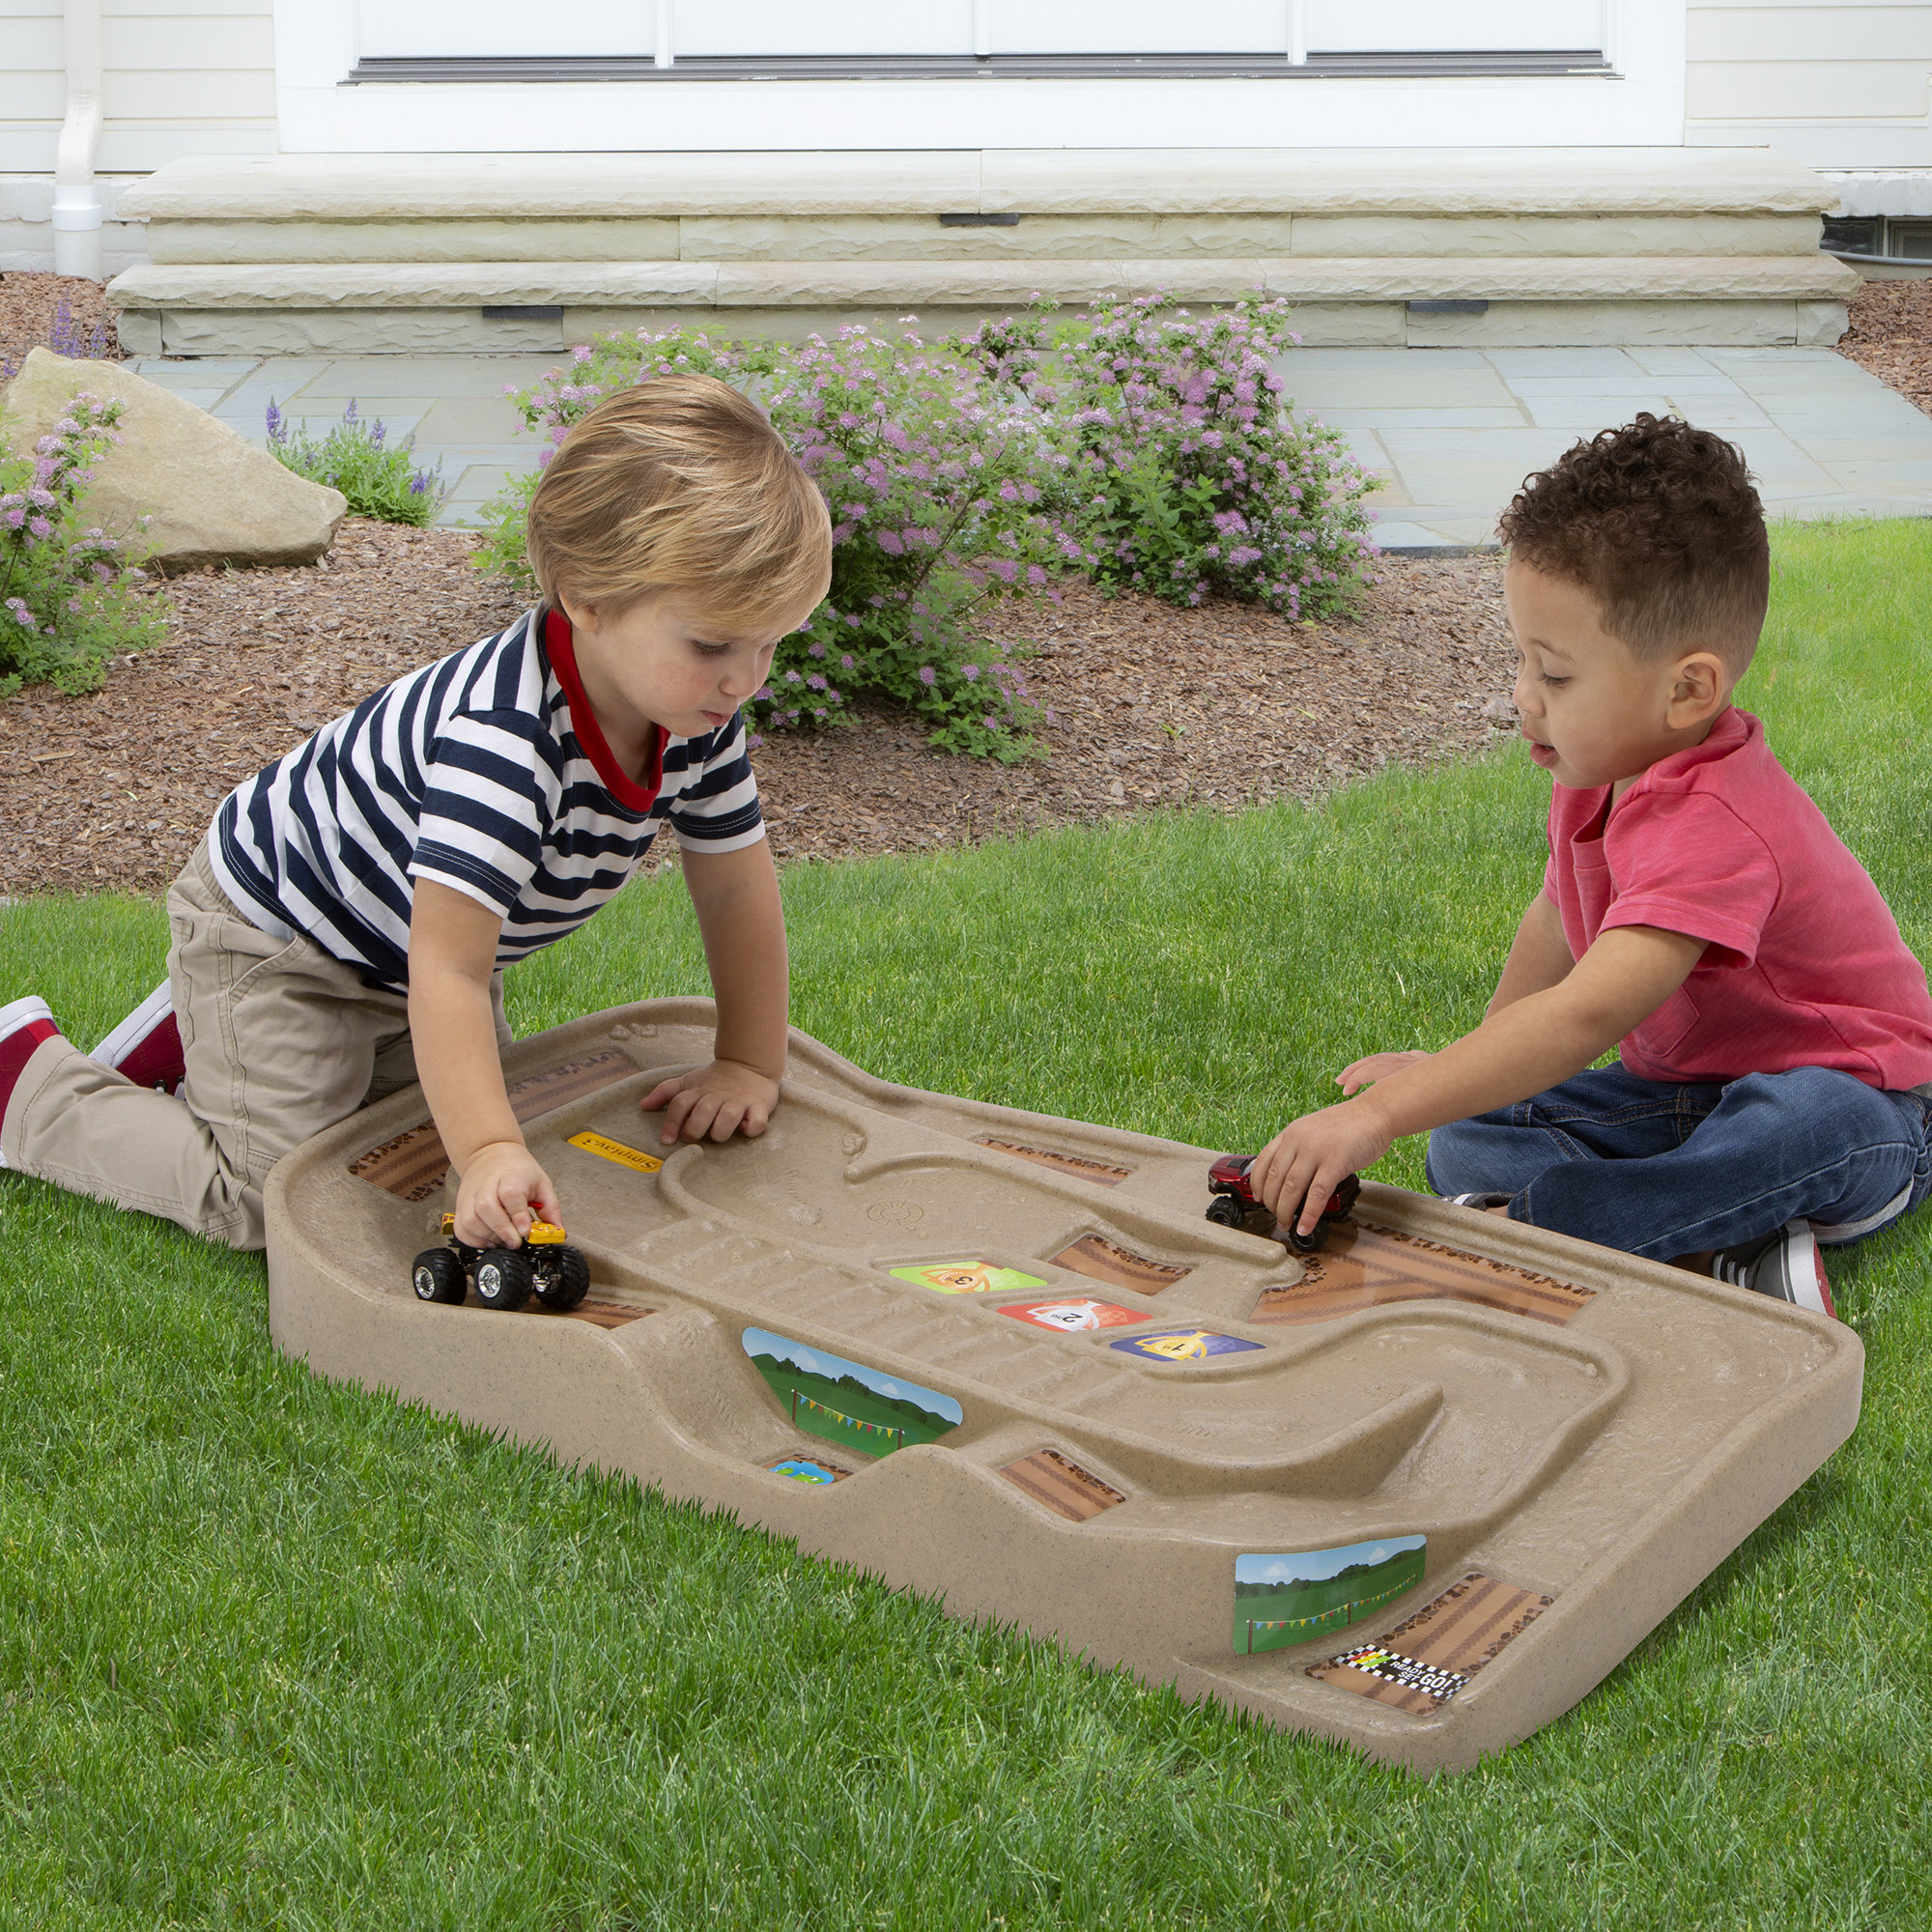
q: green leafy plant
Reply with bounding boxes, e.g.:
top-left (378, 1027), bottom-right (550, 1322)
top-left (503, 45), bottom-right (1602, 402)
top-left (478, 297), bottom-right (1380, 756)
top-left (963, 292), bottom-right (1379, 616)
top-left (0, 391), bottom-right (162, 694)
top-left (266, 399), bottom-right (445, 527)
top-left (482, 327), bottom-right (1081, 760)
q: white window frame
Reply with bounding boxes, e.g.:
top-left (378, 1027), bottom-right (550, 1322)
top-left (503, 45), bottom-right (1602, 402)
top-left (273, 0), bottom-right (1686, 153)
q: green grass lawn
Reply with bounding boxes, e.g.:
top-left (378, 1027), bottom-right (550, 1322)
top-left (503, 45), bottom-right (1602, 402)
top-left (2, 521), bottom-right (1929, 1928)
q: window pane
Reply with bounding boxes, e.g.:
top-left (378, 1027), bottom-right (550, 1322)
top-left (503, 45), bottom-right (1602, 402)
top-left (987, 1), bottom-right (1289, 54)
top-left (359, 0), bottom-right (652, 59)
top-left (678, 3), bottom-right (975, 57)
top-left (1305, 1), bottom-right (1603, 54)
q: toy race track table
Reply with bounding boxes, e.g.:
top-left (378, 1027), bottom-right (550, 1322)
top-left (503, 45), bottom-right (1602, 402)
top-left (266, 999), bottom-right (1861, 1774)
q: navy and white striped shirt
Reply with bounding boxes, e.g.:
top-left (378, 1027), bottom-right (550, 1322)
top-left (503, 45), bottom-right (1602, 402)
top-left (211, 606), bottom-right (764, 990)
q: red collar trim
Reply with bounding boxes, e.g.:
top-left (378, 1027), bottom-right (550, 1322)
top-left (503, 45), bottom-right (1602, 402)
top-left (542, 606), bottom-right (665, 812)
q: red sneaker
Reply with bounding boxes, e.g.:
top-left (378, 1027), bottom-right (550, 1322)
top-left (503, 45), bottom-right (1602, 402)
top-left (90, 980), bottom-right (185, 1096)
top-left (0, 995), bottom-right (63, 1154)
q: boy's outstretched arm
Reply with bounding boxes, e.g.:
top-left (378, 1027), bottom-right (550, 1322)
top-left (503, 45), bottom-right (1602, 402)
top-left (1336, 893), bottom-right (1577, 1095)
top-left (409, 879), bottom-right (562, 1246)
top-left (1250, 914), bottom-right (1706, 1237)
top-left (640, 839), bottom-right (788, 1146)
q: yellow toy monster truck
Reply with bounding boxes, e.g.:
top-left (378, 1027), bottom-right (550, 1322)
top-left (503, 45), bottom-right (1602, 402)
top-left (410, 1214), bottom-right (591, 1313)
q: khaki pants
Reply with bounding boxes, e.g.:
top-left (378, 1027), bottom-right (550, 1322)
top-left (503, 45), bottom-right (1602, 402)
top-left (2, 840), bottom-right (508, 1251)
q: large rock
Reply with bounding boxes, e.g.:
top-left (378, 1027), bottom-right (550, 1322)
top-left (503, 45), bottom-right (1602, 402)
top-left (0, 347), bottom-right (345, 573)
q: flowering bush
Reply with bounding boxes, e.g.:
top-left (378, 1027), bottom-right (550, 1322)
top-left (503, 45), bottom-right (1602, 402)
top-left (0, 392), bottom-right (160, 693)
top-left (963, 293), bottom-right (1378, 616)
top-left (267, 399), bottom-right (444, 526)
top-left (476, 296), bottom-right (1378, 756)
top-left (478, 325), bottom-right (1084, 758)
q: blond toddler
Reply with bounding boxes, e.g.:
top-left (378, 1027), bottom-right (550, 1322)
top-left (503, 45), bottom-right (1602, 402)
top-left (0, 376), bottom-right (832, 1250)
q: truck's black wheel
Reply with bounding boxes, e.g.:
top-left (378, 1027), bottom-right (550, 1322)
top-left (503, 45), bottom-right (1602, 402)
top-left (412, 1248), bottom-right (467, 1304)
top-left (1204, 1197), bottom-right (1247, 1229)
top-left (1286, 1223), bottom-right (1328, 1255)
top-left (534, 1245), bottom-right (591, 1313)
top-left (473, 1248), bottom-right (534, 1311)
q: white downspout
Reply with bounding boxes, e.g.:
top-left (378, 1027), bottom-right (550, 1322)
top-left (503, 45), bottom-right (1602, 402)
top-left (53, 0), bottom-right (104, 281)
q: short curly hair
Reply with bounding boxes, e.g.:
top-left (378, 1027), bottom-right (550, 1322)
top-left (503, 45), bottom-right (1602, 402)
top-left (1498, 413), bottom-right (1769, 672)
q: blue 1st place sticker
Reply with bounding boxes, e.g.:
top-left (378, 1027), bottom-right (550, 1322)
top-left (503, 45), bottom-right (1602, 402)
top-left (1110, 1328), bottom-right (1263, 1362)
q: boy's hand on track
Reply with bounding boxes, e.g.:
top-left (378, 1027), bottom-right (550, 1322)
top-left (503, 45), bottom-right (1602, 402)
top-left (1251, 1099), bottom-right (1396, 1238)
top-left (640, 1060), bottom-right (781, 1146)
top-left (454, 1140), bottom-right (562, 1247)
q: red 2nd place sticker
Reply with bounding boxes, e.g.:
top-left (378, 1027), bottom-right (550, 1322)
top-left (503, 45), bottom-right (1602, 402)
top-left (999, 1297), bottom-right (1143, 1333)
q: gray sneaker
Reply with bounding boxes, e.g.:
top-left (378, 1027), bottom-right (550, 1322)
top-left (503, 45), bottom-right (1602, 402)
top-left (1712, 1221), bottom-right (1835, 1319)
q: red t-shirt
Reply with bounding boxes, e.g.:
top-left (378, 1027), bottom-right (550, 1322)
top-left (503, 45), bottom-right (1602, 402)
top-left (1543, 706), bottom-right (1932, 1090)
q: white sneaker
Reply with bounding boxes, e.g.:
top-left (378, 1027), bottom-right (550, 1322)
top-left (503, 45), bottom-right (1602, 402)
top-left (1712, 1221), bottom-right (1836, 1320)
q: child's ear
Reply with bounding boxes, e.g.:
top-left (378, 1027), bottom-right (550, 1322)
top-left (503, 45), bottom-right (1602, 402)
top-left (1668, 651), bottom-right (1730, 725)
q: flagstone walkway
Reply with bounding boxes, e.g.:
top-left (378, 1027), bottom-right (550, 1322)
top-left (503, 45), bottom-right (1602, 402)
top-left (124, 340), bottom-right (1932, 552)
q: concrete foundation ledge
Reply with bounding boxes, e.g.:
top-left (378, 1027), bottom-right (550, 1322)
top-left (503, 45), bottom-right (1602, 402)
top-left (106, 254), bottom-right (1860, 316)
top-left (114, 146), bottom-right (1837, 222)
top-left (113, 298), bottom-right (1850, 359)
top-left (0, 173), bottom-right (151, 277)
top-left (142, 211), bottom-right (1828, 268)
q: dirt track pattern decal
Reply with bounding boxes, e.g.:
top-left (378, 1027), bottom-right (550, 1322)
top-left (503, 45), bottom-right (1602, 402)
top-left (1054, 1234), bottom-right (1190, 1293)
top-left (975, 1138), bottom-right (1132, 1185)
top-left (1307, 1573), bottom-right (1554, 1715)
top-left (350, 1053), bottom-right (639, 1200)
top-left (999, 1449), bottom-right (1125, 1522)
top-left (1252, 1223), bottom-right (1595, 1327)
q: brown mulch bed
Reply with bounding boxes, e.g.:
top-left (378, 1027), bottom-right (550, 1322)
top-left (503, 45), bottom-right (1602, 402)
top-left (0, 517), bottom-right (1516, 896)
top-left (0, 270), bottom-right (123, 378)
top-left (756, 564), bottom-right (1514, 864)
top-left (15, 266), bottom-right (1924, 897)
top-left (0, 269), bottom-right (1518, 895)
top-left (1836, 277), bottom-right (1932, 417)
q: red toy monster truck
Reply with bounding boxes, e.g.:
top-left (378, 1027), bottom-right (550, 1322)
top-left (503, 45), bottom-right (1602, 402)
top-left (1205, 1154), bottom-right (1360, 1254)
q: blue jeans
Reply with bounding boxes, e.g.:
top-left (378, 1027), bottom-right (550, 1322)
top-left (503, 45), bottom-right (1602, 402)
top-left (1425, 1064), bottom-right (1932, 1263)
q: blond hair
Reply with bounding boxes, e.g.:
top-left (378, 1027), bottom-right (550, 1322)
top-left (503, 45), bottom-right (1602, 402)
top-left (525, 375), bottom-right (831, 630)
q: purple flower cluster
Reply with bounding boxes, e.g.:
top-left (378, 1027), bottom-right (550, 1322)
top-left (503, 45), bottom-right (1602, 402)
top-left (0, 392), bottom-right (160, 692)
top-left (488, 295), bottom-right (1379, 755)
top-left (0, 296), bottom-right (115, 386)
top-left (962, 292), bottom-right (1379, 617)
top-left (502, 320), bottom-right (1088, 759)
top-left (264, 398), bottom-right (445, 528)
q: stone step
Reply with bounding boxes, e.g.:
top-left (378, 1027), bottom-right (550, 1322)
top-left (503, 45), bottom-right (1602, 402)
top-left (146, 213), bottom-right (1825, 267)
top-left (106, 147), bottom-right (1850, 355)
top-left (110, 256), bottom-right (1858, 308)
top-left (115, 147), bottom-right (1836, 222)
top-left (107, 254), bottom-right (1858, 356)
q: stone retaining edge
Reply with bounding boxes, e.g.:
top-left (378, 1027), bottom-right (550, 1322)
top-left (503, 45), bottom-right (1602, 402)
top-left (105, 255), bottom-right (1862, 311)
top-left (114, 147), bottom-right (1837, 223)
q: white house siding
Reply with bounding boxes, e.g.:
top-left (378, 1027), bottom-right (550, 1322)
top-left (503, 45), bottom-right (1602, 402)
top-left (1686, 1), bottom-right (1932, 167)
top-left (0, 0), bottom-right (277, 175)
